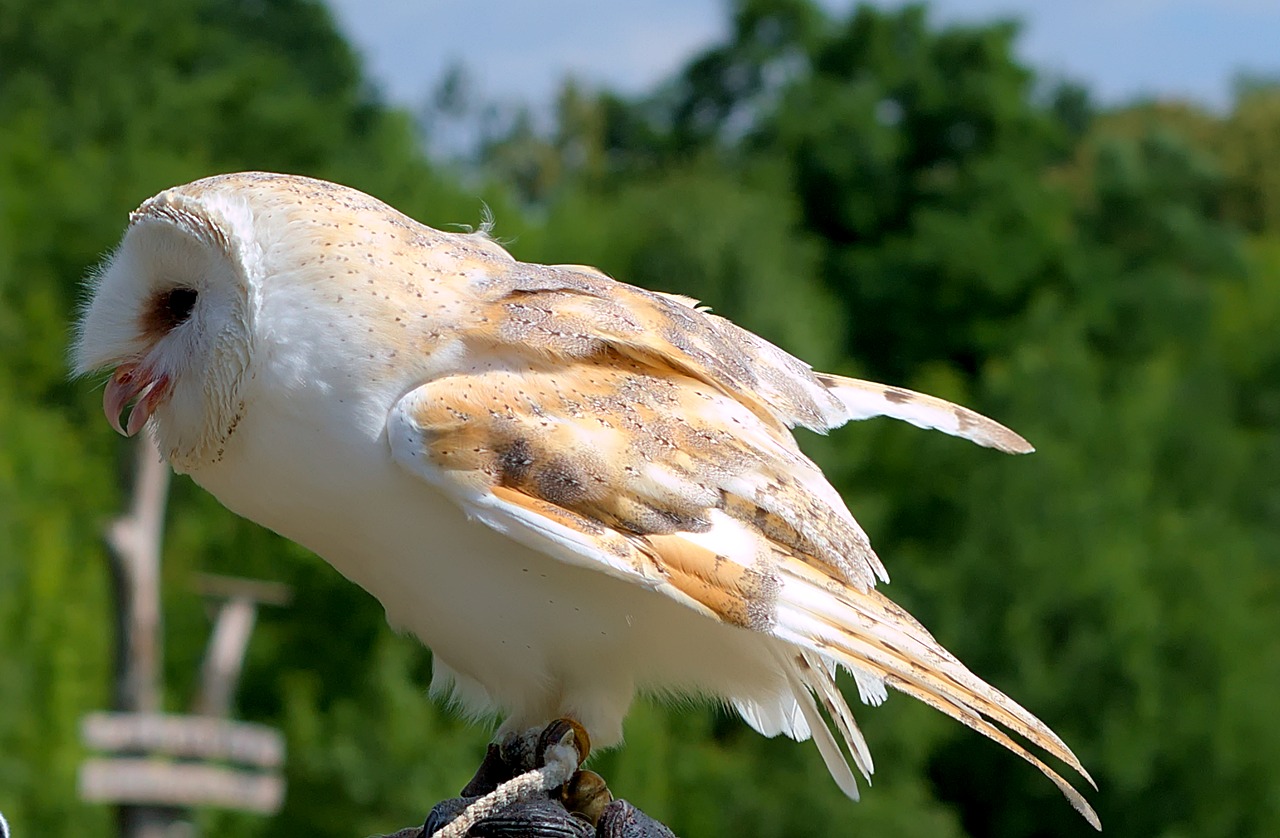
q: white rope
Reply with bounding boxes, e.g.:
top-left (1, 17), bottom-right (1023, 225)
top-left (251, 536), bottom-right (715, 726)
top-left (0, 808), bottom-right (10, 838)
top-left (433, 737), bottom-right (580, 838)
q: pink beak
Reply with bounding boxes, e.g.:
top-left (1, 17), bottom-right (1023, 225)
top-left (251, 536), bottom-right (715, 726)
top-left (103, 363), bottom-right (171, 437)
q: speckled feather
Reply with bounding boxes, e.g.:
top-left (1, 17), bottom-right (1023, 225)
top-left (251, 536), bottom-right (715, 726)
top-left (404, 349), bottom-right (880, 592)
top-left (75, 173), bottom-right (1095, 828)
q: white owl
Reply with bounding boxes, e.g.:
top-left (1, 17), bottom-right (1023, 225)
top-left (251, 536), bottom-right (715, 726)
top-left (74, 173), bottom-right (1097, 829)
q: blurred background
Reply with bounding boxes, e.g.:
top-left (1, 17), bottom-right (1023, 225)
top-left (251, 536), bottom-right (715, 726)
top-left (2, 0), bottom-right (1278, 835)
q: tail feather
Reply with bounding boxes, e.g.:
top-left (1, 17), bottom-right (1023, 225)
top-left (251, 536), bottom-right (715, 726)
top-left (732, 694), bottom-right (811, 741)
top-left (797, 651), bottom-right (874, 781)
top-left (881, 669), bottom-right (1102, 830)
top-left (781, 659), bottom-right (862, 800)
top-left (851, 666), bottom-right (889, 706)
top-left (780, 560), bottom-right (1088, 777)
top-left (773, 559), bottom-right (1099, 829)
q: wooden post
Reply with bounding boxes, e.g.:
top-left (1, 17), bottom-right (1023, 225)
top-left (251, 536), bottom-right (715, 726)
top-left (192, 575), bottom-right (291, 718)
top-left (89, 433), bottom-right (289, 835)
top-left (103, 429), bottom-right (176, 838)
top-left (105, 429), bottom-right (169, 716)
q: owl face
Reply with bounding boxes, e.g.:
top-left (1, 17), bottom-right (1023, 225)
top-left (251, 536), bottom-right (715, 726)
top-left (74, 196), bottom-right (255, 471)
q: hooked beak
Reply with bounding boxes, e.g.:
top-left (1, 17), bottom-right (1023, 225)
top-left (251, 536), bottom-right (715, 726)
top-left (103, 363), bottom-right (171, 437)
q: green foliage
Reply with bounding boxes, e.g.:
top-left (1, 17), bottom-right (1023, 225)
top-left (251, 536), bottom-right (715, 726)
top-left (2, 0), bottom-right (1279, 836)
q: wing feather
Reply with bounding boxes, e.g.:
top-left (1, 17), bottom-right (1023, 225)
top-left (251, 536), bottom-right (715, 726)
top-left (387, 340), bottom-right (1095, 824)
top-left (467, 261), bottom-right (1032, 452)
top-left (813, 374), bottom-right (1034, 454)
top-left (392, 350), bottom-right (885, 588)
top-left (775, 556), bottom-right (1089, 778)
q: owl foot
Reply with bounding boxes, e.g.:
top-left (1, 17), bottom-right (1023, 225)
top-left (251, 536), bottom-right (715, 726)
top-left (410, 718), bottom-right (675, 838)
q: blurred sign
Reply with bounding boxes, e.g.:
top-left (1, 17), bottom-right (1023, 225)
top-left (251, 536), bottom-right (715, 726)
top-left (78, 712), bottom-right (285, 814)
top-left (79, 759), bottom-right (284, 814)
top-left (81, 712), bottom-right (284, 767)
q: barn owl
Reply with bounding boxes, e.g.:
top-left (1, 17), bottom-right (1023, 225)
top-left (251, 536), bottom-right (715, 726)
top-left (74, 172), bottom-right (1097, 828)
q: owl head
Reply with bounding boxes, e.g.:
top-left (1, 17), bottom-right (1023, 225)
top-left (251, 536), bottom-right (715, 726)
top-left (73, 181), bottom-right (258, 470)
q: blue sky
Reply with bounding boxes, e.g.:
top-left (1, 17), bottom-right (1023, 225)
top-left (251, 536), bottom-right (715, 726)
top-left (323, 1), bottom-right (1280, 111)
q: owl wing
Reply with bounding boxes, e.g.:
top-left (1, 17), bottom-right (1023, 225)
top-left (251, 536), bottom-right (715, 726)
top-left (465, 259), bottom-right (1034, 451)
top-left (385, 269), bottom-right (1096, 826)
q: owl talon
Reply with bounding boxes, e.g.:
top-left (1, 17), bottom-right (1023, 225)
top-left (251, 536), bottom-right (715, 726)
top-left (411, 720), bottom-right (676, 838)
top-left (538, 718), bottom-right (591, 768)
top-left (561, 769), bottom-right (612, 825)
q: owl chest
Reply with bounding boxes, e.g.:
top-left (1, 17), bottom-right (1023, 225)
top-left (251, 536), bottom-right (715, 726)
top-left (192, 392), bottom-right (643, 660)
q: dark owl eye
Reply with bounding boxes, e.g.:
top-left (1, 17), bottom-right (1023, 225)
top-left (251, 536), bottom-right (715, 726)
top-left (163, 287), bottom-right (198, 324)
top-left (142, 286), bottom-right (198, 337)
